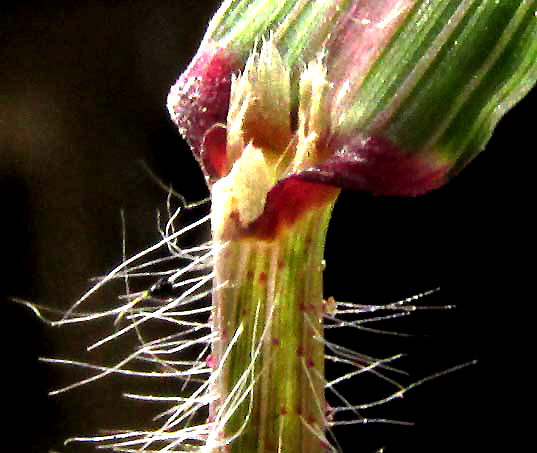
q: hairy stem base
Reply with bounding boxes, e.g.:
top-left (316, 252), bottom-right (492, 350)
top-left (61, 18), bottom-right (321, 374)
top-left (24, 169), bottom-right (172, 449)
top-left (209, 200), bottom-right (336, 452)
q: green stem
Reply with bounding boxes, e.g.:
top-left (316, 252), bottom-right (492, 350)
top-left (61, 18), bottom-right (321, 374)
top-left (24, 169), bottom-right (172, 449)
top-left (209, 201), bottom-right (336, 452)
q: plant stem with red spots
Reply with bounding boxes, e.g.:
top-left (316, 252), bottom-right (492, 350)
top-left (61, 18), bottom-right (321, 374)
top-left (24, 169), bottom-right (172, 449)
top-left (208, 196), bottom-right (337, 452)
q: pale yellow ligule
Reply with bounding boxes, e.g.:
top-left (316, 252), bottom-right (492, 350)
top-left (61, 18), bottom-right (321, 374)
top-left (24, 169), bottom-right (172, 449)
top-left (293, 53), bottom-right (330, 173)
top-left (214, 39), bottom-right (333, 239)
top-left (211, 142), bottom-right (273, 238)
top-left (256, 36), bottom-right (291, 144)
top-left (226, 37), bottom-right (291, 167)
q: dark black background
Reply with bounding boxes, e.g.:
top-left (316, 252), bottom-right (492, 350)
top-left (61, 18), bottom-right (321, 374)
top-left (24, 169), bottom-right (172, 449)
top-left (1, 2), bottom-right (533, 452)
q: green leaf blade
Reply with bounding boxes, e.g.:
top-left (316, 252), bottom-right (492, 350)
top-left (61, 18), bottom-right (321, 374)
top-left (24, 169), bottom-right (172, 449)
top-left (340, 0), bottom-right (536, 178)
